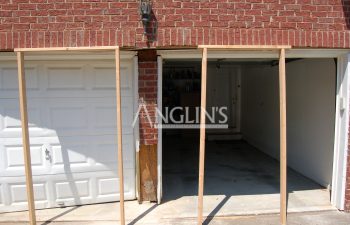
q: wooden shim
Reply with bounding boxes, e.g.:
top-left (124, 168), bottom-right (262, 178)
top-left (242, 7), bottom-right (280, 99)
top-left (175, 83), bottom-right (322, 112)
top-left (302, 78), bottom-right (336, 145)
top-left (279, 48), bottom-right (287, 225)
top-left (14, 46), bottom-right (119, 52)
top-left (17, 52), bottom-right (37, 225)
top-left (115, 48), bottom-right (125, 225)
top-left (198, 45), bottom-right (291, 50)
top-left (197, 47), bottom-right (208, 225)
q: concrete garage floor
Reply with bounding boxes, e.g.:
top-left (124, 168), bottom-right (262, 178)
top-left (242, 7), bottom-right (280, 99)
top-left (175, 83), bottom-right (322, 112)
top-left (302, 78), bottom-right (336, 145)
top-left (162, 137), bottom-right (334, 215)
top-left (0, 137), bottom-right (337, 224)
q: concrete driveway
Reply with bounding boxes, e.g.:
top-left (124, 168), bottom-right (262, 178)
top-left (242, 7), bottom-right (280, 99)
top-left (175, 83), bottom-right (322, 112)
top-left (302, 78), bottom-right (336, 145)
top-left (0, 210), bottom-right (349, 225)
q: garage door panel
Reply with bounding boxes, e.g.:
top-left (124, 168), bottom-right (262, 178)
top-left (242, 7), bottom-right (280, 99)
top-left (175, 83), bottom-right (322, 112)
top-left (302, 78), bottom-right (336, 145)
top-left (0, 142), bottom-right (49, 177)
top-left (46, 67), bottom-right (86, 90)
top-left (92, 66), bottom-right (132, 92)
top-left (10, 182), bottom-right (48, 203)
top-left (55, 179), bottom-right (91, 201)
top-left (49, 139), bottom-right (94, 175)
top-left (51, 144), bottom-right (91, 167)
top-left (46, 99), bottom-right (96, 135)
top-left (0, 177), bottom-right (51, 212)
top-left (5, 145), bottom-right (45, 168)
top-left (3, 108), bottom-right (41, 130)
top-left (97, 177), bottom-right (119, 196)
top-left (50, 106), bottom-right (88, 129)
top-left (94, 106), bottom-right (117, 128)
top-left (0, 177), bottom-right (50, 207)
top-left (0, 66), bottom-right (39, 91)
top-left (95, 169), bottom-right (135, 200)
top-left (93, 96), bottom-right (134, 134)
top-left (92, 134), bottom-right (135, 169)
top-left (0, 101), bottom-right (44, 136)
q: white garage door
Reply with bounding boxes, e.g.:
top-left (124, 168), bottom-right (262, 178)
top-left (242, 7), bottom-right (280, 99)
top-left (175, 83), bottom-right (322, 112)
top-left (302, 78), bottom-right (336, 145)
top-left (0, 56), bottom-right (136, 212)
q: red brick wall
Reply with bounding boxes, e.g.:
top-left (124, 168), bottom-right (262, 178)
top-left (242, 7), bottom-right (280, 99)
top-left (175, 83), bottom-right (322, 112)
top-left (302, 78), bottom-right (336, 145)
top-left (138, 50), bottom-right (157, 145)
top-left (1, 0), bottom-right (350, 49)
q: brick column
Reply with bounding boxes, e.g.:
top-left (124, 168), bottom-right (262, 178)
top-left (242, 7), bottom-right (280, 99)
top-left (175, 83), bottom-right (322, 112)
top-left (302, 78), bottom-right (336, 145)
top-left (138, 50), bottom-right (158, 145)
top-left (137, 50), bottom-right (158, 202)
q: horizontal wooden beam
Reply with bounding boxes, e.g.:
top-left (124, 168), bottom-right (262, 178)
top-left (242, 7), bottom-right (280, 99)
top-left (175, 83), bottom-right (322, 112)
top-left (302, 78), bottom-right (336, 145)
top-left (198, 45), bottom-right (291, 50)
top-left (14, 46), bottom-right (119, 52)
top-left (14, 45), bottom-right (292, 53)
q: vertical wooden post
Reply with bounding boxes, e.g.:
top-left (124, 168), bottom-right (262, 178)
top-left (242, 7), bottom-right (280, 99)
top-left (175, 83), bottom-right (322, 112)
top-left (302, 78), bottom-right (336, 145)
top-left (279, 48), bottom-right (287, 225)
top-left (197, 47), bottom-right (208, 225)
top-left (115, 47), bottom-right (125, 225)
top-left (17, 52), bottom-right (36, 225)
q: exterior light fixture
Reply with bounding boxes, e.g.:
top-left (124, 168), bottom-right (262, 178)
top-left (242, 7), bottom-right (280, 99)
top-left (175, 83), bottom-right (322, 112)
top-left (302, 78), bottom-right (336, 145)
top-left (140, 0), bottom-right (152, 34)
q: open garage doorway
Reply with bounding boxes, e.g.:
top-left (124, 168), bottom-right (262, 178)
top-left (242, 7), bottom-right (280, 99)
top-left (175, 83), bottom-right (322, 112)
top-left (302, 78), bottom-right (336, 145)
top-left (160, 57), bottom-right (337, 215)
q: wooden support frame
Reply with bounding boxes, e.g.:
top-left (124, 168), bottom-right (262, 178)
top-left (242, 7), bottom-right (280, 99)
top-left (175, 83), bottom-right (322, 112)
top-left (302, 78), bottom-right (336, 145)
top-left (279, 48), bottom-right (287, 225)
top-left (196, 45), bottom-right (289, 225)
top-left (115, 47), bottom-right (126, 225)
top-left (197, 47), bottom-right (208, 225)
top-left (14, 46), bottom-right (125, 225)
top-left (17, 51), bottom-right (36, 225)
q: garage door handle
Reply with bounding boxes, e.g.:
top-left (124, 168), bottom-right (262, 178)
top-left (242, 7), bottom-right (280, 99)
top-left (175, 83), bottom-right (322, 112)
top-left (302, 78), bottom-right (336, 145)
top-left (45, 148), bottom-right (51, 161)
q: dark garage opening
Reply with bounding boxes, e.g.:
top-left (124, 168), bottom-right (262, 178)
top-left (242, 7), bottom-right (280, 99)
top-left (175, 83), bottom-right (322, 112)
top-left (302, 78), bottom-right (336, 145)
top-left (161, 58), bottom-right (336, 214)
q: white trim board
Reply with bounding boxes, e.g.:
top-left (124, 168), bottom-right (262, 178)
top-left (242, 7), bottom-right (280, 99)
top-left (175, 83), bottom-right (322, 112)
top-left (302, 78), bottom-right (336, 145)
top-left (158, 49), bottom-right (350, 59)
top-left (157, 56), bottom-right (163, 204)
top-left (331, 54), bottom-right (350, 210)
top-left (133, 56), bottom-right (140, 201)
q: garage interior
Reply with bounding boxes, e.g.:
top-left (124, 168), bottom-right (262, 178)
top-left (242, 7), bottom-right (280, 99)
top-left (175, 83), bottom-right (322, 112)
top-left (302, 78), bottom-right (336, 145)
top-left (162, 57), bottom-right (336, 214)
